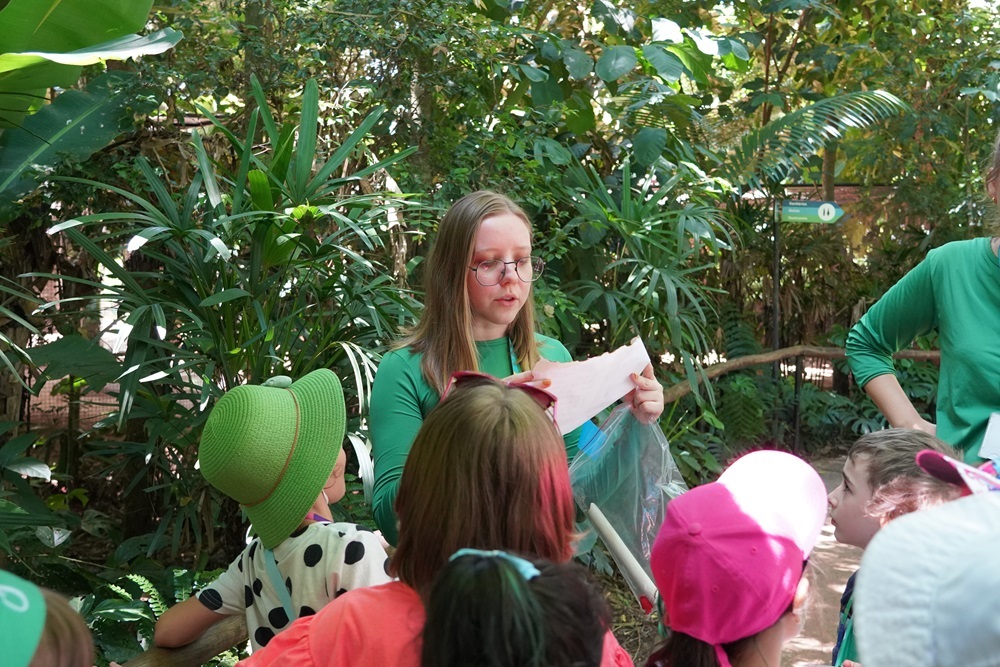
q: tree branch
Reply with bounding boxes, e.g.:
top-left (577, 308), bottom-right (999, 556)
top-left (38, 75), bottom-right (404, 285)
top-left (663, 345), bottom-right (940, 404)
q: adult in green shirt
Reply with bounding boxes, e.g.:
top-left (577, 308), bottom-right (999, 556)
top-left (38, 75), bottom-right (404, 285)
top-left (369, 191), bottom-right (664, 544)
top-left (846, 144), bottom-right (1000, 462)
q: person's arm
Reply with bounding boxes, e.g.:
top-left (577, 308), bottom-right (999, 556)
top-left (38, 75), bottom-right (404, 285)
top-left (154, 596), bottom-right (226, 648)
top-left (861, 374), bottom-right (936, 434)
top-left (845, 253), bottom-right (938, 430)
top-left (369, 350), bottom-right (427, 546)
top-left (156, 552), bottom-right (245, 647)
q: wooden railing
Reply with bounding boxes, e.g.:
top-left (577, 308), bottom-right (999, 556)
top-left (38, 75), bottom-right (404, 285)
top-left (121, 616), bottom-right (247, 667)
top-left (662, 345), bottom-right (939, 403)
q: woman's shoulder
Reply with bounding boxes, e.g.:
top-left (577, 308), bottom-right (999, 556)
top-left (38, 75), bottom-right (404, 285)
top-left (926, 237), bottom-right (988, 262)
top-left (375, 346), bottom-right (424, 378)
top-left (534, 332), bottom-right (572, 362)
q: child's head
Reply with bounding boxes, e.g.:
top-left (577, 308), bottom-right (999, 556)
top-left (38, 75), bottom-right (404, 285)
top-left (392, 375), bottom-right (574, 592)
top-left (827, 429), bottom-right (960, 549)
top-left (0, 571), bottom-right (94, 667)
top-left (648, 450), bottom-right (827, 667)
top-left (198, 369), bottom-right (347, 549)
top-left (410, 191), bottom-right (540, 392)
top-left (854, 493), bottom-right (1000, 667)
top-left (421, 549), bottom-right (610, 667)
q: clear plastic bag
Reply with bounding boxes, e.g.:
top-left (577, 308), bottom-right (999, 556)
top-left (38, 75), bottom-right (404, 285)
top-left (569, 404), bottom-right (688, 612)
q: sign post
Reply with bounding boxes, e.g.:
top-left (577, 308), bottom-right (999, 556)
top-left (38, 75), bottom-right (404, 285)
top-left (771, 199), bottom-right (846, 370)
top-left (780, 200), bottom-right (845, 224)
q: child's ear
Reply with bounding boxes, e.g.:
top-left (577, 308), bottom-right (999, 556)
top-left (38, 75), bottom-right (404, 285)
top-left (332, 448), bottom-right (347, 481)
top-left (791, 575), bottom-right (810, 618)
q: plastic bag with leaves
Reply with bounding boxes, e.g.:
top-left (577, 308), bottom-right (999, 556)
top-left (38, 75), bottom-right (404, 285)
top-left (569, 405), bottom-right (688, 613)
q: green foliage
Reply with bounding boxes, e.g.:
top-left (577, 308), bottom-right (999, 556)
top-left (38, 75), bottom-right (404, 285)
top-left (75, 570), bottom-right (246, 666)
top-left (0, 0), bottom-right (181, 217)
top-left (715, 91), bottom-right (908, 192)
top-left (35, 79), bottom-right (418, 561)
top-left (545, 159), bottom-right (730, 405)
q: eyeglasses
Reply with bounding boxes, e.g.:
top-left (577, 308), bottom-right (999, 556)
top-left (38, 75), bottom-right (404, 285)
top-left (442, 371), bottom-right (558, 425)
top-left (468, 257), bottom-right (545, 286)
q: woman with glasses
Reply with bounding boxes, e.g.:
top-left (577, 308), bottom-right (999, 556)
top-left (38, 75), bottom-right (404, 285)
top-left (368, 191), bottom-right (664, 544)
top-left (240, 376), bottom-right (634, 667)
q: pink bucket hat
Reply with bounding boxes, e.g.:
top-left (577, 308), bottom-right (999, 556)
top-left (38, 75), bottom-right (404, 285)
top-left (650, 450), bottom-right (827, 667)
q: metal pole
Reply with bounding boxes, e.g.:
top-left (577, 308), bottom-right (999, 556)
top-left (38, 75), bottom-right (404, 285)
top-left (772, 200), bottom-right (781, 380)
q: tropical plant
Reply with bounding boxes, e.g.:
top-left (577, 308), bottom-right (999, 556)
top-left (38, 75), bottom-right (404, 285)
top-left (0, 0), bottom-right (182, 218)
top-left (75, 570), bottom-right (246, 666)
top-left (32, 77), bottom-right (419, 563)
top-left (548, 160), bottom-right (729, 383)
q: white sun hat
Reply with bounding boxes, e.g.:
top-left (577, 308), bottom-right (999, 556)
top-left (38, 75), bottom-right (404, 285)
top-left (855, 493), bottom-right (1000, 667)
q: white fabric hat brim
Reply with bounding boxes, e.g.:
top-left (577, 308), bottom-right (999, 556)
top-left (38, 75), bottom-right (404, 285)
top-left (855, 494), bottom-right (1000, 667)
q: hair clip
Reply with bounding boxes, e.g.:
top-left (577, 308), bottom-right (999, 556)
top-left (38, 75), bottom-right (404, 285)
top-left (450, 548), bottom-right (541, 580)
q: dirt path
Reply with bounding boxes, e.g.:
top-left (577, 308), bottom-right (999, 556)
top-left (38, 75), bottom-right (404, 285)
top-left (784, 455), bottom-right (861, 667)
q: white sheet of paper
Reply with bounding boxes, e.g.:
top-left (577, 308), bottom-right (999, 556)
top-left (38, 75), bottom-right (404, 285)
top-left (978, 412), bottom-right (1000, 462)
top-left (534, 337), bottom-right (651, 435)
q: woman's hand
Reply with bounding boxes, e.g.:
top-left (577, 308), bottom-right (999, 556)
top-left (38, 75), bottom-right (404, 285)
top-left (505, 369), bottom-right (551, 389)
top-left (625, 363), bottom-right (664, 423)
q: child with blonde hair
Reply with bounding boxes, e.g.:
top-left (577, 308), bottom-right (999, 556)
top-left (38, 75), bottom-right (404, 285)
top-left (826, 428), bottom-right (961, 666)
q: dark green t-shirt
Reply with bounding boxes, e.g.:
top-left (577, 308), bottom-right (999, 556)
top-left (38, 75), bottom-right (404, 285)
top-left (368, 334), bottom-right (581, 545)
top-left (846, 237), bottom-right (1000, 461)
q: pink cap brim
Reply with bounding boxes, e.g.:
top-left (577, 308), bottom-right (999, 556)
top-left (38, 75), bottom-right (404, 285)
top-left (916, 449), bottom-right (1000, 496)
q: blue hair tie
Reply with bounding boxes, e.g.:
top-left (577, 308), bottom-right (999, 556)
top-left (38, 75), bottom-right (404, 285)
top-left (450, 548), bottom-right (541, 580)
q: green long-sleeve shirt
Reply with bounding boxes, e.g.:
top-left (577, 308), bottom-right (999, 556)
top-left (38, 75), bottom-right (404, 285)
top-left (846, 237), bottom-right (1000, 462)
top-left (368, 334), bottom-right (582, 545)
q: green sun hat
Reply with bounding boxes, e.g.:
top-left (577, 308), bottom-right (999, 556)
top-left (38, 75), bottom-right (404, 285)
top-left (0, 570), bottom-right (46, 667)
top-left (198, 369), bottom-right (347, 549)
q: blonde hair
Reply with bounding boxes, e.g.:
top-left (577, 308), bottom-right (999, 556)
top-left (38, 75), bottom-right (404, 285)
top-left (985, 128), bottom-right (1000, 234)
top-left (399, 191), bottom-right (541, 394)
top-left (392, 379), bottom-right (575, 593)
top-left (29, 589), bottom-right (94, 667)
top-left (848, 429), bottom-right (961, 521)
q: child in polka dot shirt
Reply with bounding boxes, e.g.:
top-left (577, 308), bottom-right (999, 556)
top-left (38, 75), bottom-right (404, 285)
top-left (153, 370), bottom-right (392, 651)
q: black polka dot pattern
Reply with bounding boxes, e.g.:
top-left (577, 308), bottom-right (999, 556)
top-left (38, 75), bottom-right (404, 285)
top-left (249, 542), bottom-right (258, 560)
top-left (335, 587), bottom-right (347, 597)
top-left (285, 577), bottom-right (292, 594)
top-left (199, 588), bottom-right (223, 611)
top-left (300, 605), bottom-right (316, 617)
top-left (255, 627), bottom-right (275, 647)
top-left (268, 606), bottom-right (289, 629)
top-left (303, 544), bottom-right (323, 567)
top-left (344, 540), bottom-right (365, 565)
top-left (252, 579), bottom-right (263, 596)
top-left (244, 585), bottom-right (254, 607)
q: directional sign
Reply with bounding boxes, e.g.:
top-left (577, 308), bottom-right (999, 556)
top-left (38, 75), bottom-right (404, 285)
top-left (780, 200), bottom-right (844, 224)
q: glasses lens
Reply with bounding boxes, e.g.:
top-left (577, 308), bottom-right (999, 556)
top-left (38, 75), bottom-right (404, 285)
top-left (475, 260), bottom-right (502, 286)
top-left (515, 257), bottom-right (544, 282)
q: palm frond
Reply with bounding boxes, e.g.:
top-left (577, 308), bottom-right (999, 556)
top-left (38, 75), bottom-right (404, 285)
top-left (717, 90), bottom-right (908, 191)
